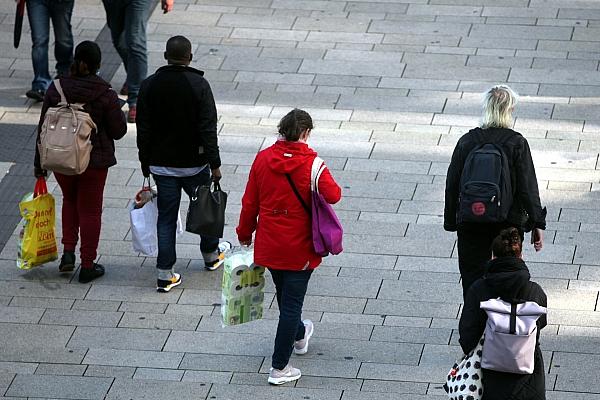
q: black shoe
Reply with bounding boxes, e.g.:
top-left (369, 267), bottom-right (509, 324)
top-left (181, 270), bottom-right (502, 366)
top-left (26, 89), bottom-right (45, 102)
top-left (156, 273), bottom-right (182, 293)
top-left (78, 263), bottom-right (105, 283)
top-left (58, 252), bottom-right (75, 273)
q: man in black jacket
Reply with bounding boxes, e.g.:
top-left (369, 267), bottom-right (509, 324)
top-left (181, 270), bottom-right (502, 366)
top-left (444, 85), bottom-right (547, 299)
top-left (136, 35), bottom-right (229, 293)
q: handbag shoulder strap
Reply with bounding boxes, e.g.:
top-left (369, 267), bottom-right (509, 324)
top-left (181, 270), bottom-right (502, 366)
top-left (285, 173), bottom-right (310, 214)
top-left (311, 156), bottom-right (325, 193)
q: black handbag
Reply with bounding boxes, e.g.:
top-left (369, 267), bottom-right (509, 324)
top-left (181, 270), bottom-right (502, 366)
top-left (186, 182), bottom-right (227, 238)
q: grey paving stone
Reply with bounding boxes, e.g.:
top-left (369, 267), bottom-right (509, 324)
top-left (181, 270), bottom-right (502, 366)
top-left (300, 294), bottom-right (368, 314)
top-left (338, 94), bottom-right (444, 113)
top-left (86, 285), bottom-right (181, 303)
top-left (378, 280), bottom-right (462, 304)
top-left (35, 363), bottom-right (87, 376)
top-left (72, 299), bottom-right (121, 311)
top-left (119, 301), bottom-right (168, 313)
top-left (363, 379), bottom-right (429, 394)
top-left (296, 375), bottom-right (362, 391)
top-left (133, 368), bottom-right (184, 382)
top-left (371, 325), bottom-right (451, 345)
top-left (358, 362), bottom-right (447, 383)
top-left (181, 369), bottom-right (232, 383)
top-left (0, 281), bottom-right (89, 299)
top-left (40, 308), bottom-right (123, 327)
top-left (68, 326), bottom-right (169, 351)
top-left (300, 59), bottom-right (404, 78)
top-left (0, 305), bottom-right (43, 323)
top-left (119, 312), bottom-right (200, 331)
top-left (6, 374), bottom-right (112, 399)
top-left (84, 349), bottom-right (183, 369)
top-left (208, 383), bottom-right (342, 400)
top-left (0, 361), bottom-right (37, 374)
top-left (219, 14), bottom-right (295, 30)
top-left (295, 17), bottom-right (370, 33)
top-left (179, 353), bottom-right (264, 373)
top-left (106, 378), bottom-right (210, 400)
top-left (85, 365), bottom-right (136, 379)
top-left (165, 330), bottom-right (272, 356)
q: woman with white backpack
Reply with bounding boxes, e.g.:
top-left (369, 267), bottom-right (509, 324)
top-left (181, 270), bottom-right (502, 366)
top-left (458, 228), bottom-right (547, 400)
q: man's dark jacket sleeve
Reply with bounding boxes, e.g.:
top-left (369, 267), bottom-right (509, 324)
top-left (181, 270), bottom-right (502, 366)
top-left (444, 142), bottom-right (463, 232)
top-left (514, 139), bottom-right (546, 230)
top-left (136, 80), bottom-right (151, 177)
top-left (193, 78), bottom-right (220, 170)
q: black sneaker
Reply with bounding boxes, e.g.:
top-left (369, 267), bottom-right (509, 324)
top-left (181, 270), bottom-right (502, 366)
top-left (58, 252), bottom-right (75, 273)
top-left (78, 263), bottom-right (105, 283)
top-left (157, 273), bottom-right (182, 293)
top-left (26, 89), bottom-right (45, 102)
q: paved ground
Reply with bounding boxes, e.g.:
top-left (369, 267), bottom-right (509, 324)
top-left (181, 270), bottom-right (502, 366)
top-left (1, 0), bottom-right (600, 399)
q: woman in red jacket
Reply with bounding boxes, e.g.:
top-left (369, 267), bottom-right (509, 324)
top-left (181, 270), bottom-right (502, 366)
top-left (237, 109), bottom-right (341, 385)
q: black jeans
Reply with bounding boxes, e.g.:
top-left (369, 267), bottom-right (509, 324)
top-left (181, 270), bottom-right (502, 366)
top-left (269, 268), bottom-right (313, 370)
top-left (457, 223), bottom-right (523, 299)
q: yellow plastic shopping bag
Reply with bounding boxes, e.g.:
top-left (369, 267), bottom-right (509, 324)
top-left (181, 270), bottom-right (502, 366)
top-left (17, 177), bottom-right (58, 269)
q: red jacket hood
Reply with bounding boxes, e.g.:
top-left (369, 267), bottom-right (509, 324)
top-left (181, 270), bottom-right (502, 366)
top-left (266, 140), bottom-right (317, 174)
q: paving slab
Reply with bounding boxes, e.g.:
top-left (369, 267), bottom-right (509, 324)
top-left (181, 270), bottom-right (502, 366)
top-left (6, 374), bottom-right (112, 399)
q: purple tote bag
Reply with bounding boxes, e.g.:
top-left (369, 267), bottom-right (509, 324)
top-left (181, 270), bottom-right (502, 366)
top-left (311, 157), bottom-right (343, 256)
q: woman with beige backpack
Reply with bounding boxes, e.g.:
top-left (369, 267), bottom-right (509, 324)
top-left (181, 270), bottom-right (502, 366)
top-left (34, 41), bottom-right (127, 283)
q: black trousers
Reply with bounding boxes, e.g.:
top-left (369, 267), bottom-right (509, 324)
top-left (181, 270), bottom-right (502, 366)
top-left (457, 224), bottom-right (523, 299)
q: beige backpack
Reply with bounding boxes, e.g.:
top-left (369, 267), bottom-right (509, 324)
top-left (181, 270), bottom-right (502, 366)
top-left (39, 79), bottom-right (97, 175)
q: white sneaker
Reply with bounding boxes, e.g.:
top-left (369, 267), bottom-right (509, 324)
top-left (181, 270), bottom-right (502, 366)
top-left (293, 319), bottom-right (314, 355)
top-left (268, 364), bottom-right (301, 385)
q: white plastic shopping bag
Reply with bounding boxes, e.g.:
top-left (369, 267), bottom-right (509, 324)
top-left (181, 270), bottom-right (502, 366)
top-left (129, 199), bottom-right (183, 257)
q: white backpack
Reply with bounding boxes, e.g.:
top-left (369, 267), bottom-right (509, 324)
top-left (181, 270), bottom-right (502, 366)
top-left (480, 298), bottom-right (546, 374)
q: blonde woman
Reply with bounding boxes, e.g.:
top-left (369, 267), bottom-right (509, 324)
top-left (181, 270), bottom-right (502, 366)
top-left (444, 85), bottom-right (546, 299)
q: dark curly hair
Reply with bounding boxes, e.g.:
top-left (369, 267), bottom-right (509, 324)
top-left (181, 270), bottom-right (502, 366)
top-left (277, 108), bottom-right (313, 142)
top-left (492, 227), bottom-right (523, 258)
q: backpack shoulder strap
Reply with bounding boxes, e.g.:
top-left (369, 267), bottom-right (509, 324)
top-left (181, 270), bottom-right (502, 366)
top-left (54, 79), bottom-right (68, 105)
top-left (53, 79), bottom-right (86, 110)
top-left (509, 302), bottom-right (517, 334)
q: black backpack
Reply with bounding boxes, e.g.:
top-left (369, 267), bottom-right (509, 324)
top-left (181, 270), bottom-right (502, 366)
top-left (458, 130), bottom-right (516, 224)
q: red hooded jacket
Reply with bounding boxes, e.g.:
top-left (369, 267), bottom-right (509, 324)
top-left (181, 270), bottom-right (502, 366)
top-left (237, 140), bottom-right (342, 270)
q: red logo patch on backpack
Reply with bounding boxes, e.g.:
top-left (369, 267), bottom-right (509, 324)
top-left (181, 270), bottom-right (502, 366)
top-left (471, 202), bottom-right (486, 216)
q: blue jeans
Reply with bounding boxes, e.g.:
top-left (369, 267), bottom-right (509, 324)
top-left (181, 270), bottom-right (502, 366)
top-left (102, 0), bottom-right (153, 106)
top-left (269, 268), bottom-right (313, 370)
top-left (153, 170), bottom-right (220, 274)
top-left (27, 0), bottom-right (74, 91)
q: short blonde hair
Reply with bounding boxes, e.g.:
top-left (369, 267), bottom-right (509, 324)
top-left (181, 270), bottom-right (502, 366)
top-left (481, 85), bottom-right (518, 129)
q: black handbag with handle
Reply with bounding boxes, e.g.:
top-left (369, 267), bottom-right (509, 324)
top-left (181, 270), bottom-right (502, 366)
top-left (186, 182), bottom-right (227, 238)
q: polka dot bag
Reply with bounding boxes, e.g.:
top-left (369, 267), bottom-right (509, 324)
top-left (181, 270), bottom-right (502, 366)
top-left (443, 335), bottom-right (484, 400)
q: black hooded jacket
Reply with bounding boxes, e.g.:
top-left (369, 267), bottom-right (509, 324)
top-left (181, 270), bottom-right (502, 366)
top-left (444, 127), bottom-right (546, 233)
top-left (459, 257), bottom-right (547, 400)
